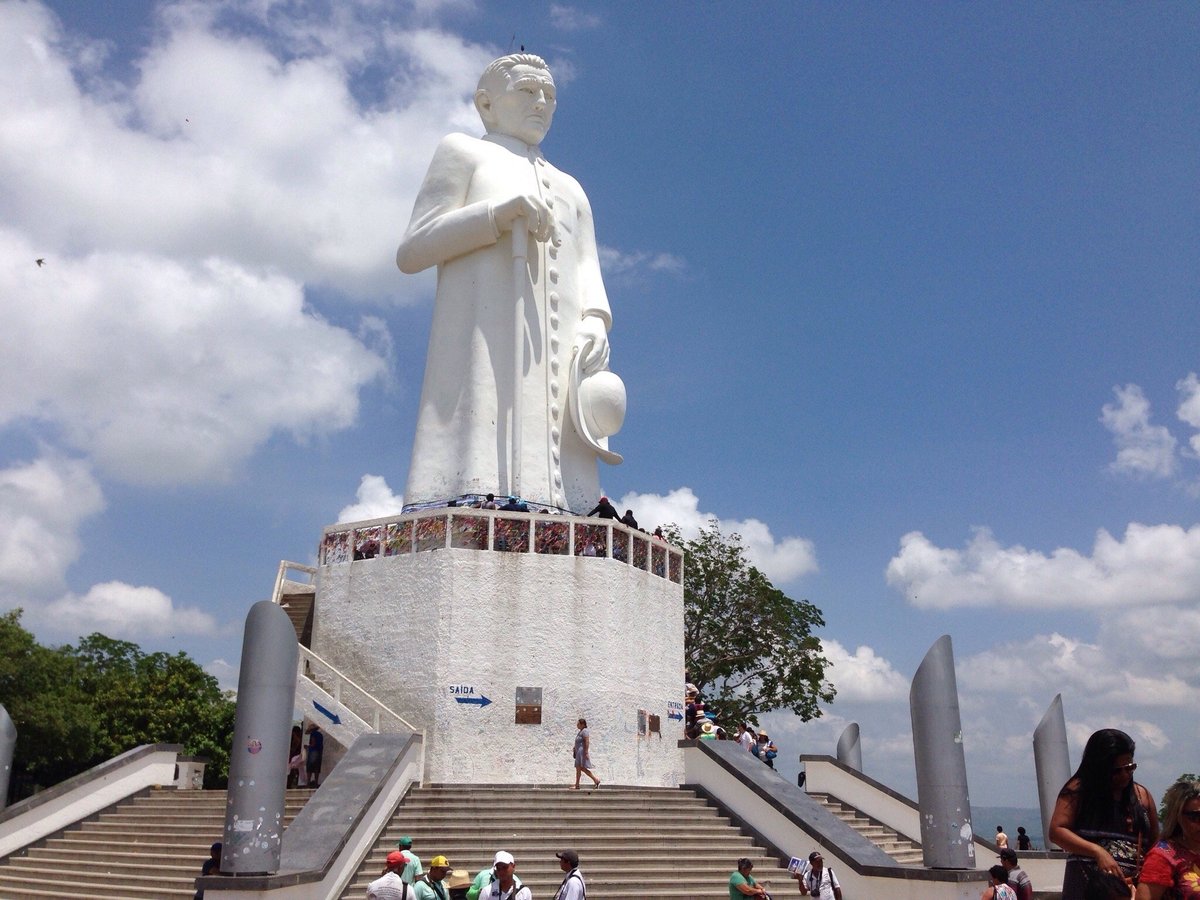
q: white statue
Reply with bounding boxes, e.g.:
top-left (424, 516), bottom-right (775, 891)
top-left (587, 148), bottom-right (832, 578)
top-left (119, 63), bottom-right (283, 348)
top-left (397, 53), bottom-right (624, 512)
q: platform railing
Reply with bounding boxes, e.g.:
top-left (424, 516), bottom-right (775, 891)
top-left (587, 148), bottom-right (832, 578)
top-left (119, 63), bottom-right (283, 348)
top-left (297, 645), bottom-right (418, 734)
top-left (318, 507), bottom-right (685, 584)
top-left (270, 559), bottom-right (317, 605)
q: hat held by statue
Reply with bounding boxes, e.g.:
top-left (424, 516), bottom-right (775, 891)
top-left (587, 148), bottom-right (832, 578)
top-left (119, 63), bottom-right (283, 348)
top-left (569, 339), bottom-right (624, 465)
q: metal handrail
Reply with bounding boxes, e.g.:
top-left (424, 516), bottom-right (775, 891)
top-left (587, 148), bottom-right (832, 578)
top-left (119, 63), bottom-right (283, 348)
top-left (297, 645), bottom-right (420, 734)
top-left (271, 560), bottom-right (317, 606)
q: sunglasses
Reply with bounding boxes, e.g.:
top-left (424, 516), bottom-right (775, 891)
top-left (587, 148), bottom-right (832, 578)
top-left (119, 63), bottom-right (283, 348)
top-left (1182, 811), bottom-right (1200, 822)
top-left (1112, 762), bottom-right (1137, 773)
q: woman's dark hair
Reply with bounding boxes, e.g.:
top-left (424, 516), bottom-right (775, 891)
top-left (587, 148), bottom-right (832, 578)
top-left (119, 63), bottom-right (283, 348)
top-left (736, 857), bottom-right (753, 871)
top-left (989, 864), bottom-right (1008, 883)
top-left (1061, 728), bottom-right (1137, 829)
top-left (577, 718), bottom-right (587, 728)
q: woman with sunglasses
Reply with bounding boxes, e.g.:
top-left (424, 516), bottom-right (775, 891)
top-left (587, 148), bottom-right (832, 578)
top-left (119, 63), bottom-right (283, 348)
top-left (1050, 728), bottom-right (1159, 899)
top-left (1136, 779), bottom-right (1200, 899)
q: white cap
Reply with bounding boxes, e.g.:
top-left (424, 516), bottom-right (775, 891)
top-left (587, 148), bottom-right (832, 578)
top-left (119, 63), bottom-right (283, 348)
top-left (494, 851), bottom-right (515, 866)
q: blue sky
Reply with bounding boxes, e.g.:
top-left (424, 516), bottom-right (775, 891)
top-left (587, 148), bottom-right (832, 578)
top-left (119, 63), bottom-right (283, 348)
top-left (2, 0), bottom-right (1197, 808)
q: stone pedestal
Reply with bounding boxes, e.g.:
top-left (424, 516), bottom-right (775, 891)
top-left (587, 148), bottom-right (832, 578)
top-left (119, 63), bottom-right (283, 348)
top-left (311, 510), bottom-right (686, 786)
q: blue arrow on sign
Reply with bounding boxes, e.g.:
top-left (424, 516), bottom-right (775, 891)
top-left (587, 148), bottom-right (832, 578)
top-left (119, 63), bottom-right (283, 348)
top-left (455, 695), bottom-right (492, 708)
top-left (667, 710), bottom-right (683, 721)
top-left (313, 700), bottom-right (342, 725)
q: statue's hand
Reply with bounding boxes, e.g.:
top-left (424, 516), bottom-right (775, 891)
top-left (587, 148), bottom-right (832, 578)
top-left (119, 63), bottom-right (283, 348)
top-left (575, 315), bottom-right (610, 374)
top-left (493, 194), bottom-right (558, 244)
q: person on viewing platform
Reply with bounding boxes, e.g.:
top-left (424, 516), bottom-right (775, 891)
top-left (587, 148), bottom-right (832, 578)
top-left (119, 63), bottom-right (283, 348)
top-left (1136, 778), bottom-right (1200, 900)
top-left (996, 825), bottom-right (1009, 849)
top-left (586, 496), bottom-right (618, 519)
top-left (620, 508), bottom-right (638, 529)
top-left (653, 526), bottom-right (665, 539)
top-left (481, 493), bottom-right (498, 509)
top-left (1016, 826), bottom-right (1032, 851)
top-left (1050, 728), bottom-right (1158, 899)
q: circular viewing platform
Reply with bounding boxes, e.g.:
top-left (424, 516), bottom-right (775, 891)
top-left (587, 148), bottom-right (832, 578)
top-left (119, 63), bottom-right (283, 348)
top-left (320, 508), bottom-right (685, 584)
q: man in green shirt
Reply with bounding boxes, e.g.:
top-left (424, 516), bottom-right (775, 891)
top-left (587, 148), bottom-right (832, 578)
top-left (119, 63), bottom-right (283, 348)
top-left (397, 836), bottom-right (423, 884)
top-left (729, 857), bottom-right (769, 899)
top-left (413, 854), bottom-right (452, 900)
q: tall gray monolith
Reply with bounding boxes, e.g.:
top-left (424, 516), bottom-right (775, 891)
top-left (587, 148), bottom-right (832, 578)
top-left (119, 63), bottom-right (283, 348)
top-left (836, 722), bottom-right (862, 772)
top-left (910, 634), bottom-right (975, 868)
top-left (0, 705), bottom-right (15, 809)
top-left (222, 601), bottom-right (298, 874)
top-left (1033, 693), bottom-right (1070, 850)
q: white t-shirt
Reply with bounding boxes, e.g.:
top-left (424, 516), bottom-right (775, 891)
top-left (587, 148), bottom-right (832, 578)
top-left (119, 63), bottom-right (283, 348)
top-left (738, 731), bottom-right (755, 752)
top-left (804, 866), bottom-right (840, 900)
top-left (555, 868), bottom-right (585, 900)
top-left (367, 871), bottom-right (409, 900)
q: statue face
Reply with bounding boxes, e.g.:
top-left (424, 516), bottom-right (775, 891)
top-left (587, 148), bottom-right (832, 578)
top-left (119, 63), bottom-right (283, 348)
top-left (479, 63), bottom-right (556, 145)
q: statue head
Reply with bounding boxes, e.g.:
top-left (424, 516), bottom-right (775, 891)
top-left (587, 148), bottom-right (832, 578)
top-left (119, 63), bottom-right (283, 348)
top-left (475, 53), bottom-right (556, 146)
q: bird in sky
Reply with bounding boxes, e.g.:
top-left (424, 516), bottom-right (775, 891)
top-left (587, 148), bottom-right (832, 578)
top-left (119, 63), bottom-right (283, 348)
top-left (35, 258), bottom-right (45, 267)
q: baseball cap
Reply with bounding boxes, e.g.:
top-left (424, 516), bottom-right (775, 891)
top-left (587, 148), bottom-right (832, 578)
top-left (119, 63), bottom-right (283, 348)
top-left (809, 851), bottom-right (823, 863)
top-left (398, 836), bottom-right (413, 849)
top-left (386, 851), bottom-right (408, 867)
top-left (430, 855), bottom-right (452, 870)
top-left (493, 851), bottom-right (515, 866)
top-left (556, 849), bottom-right (579, 867)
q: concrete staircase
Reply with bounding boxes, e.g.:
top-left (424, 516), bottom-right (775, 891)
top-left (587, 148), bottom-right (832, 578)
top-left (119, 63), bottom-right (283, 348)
top-left (339, 783), bottom-right (788, 899)
top-left (0, 787), bottom-right (313, 899)
top-left (808, 791), bottom-right (924, 865)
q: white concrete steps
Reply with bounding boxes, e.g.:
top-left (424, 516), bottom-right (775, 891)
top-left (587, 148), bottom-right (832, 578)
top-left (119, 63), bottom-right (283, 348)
top-left (339, 783), bottom-right (787, 900)
top-left (807, 791), bottom-right (925, 865)
top-left (0, 787), bottom-right (314, 900)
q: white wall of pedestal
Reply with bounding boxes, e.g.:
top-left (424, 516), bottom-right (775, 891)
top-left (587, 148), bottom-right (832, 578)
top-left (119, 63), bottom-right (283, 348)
top-left (312, 548), bottom-right (685, 786)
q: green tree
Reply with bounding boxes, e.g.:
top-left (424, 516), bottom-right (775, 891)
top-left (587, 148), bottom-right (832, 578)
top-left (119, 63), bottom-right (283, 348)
top-left (670, 522), bottom-right (834, 728)
top-left (0, 613), bottom-right (236, 799)
top-left (0, 610), bottom-right (96, 795)
top-left (72, 633), bottom-right (236, 788)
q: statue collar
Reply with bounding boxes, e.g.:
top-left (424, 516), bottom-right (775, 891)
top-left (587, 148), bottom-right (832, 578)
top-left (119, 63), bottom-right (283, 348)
top-left (483, 132), bottom-right (544, 159)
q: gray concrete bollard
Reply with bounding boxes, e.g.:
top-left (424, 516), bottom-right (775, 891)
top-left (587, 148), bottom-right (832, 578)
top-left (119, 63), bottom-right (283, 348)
top-left (0, 705), bottom-right (15, 809)
top-left (221, 601), bottom-right (298, 874)
top-left (910, 634), bottom-right (975, 868)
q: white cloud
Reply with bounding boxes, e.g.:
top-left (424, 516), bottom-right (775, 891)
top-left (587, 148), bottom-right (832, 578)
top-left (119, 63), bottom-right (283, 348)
top-left (550, 4), bottom-right (603, 31)
top-left (886, 523), bottom-right (1200, 609)
top-left (1176, 372), bottom-right (1200, 456)
top-left (1101, 384), bottom-right (1177, 478)
top-left (35, 580), bottom-right (218, 639)
top-left (0, 233), bottom-right (387, 484)
top-left (0, 1), bottom-right (490, 301)
top-left (821, 640), bottom-right (909, 703)
top-left (598, 245), bottom-right (686, 279)
top-left (0, 455), bottom-right (104, 597)
top-left (616, 487), bottom-right (817, 584)
top-left (338, 474), bottom-right (404, 523)
top-left (205, 657), bottom-right (239, 692)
